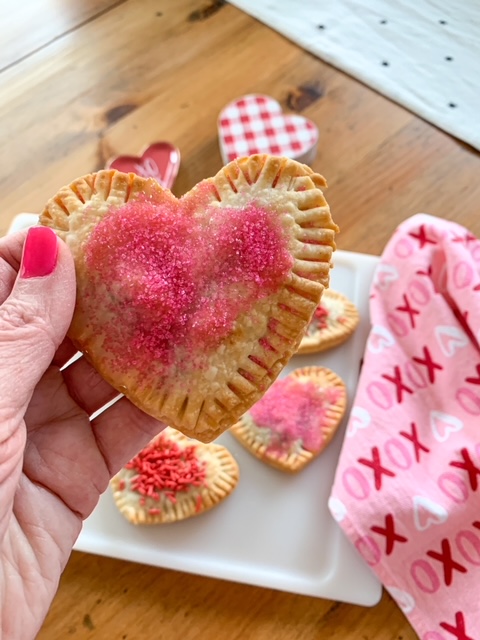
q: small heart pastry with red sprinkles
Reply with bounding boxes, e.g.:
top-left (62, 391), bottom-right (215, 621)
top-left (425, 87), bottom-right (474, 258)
top-left (297, 289), bottom-right (360, 354)
top-left (39, 155), bottom-right (338, 442)
top-left (230, 366), bottom-right (347, 473)
top-left (111, 427), bottom-right (239, 525)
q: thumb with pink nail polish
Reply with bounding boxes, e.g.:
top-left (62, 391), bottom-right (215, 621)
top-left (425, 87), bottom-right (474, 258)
top-left (0, 226), bottom-right (76, 410)
top-left (20, 225), bottom-right (59, 278)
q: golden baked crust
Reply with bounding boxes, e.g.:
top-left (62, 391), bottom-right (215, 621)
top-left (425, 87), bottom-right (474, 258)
top-left (297, 289), bottom-right (360, 354)
top-left (230, 366), bottom-right (347, 473)
top-left (39, 155), bottom-right (338, 442)
top-left (111, 427), bottom-right (239, 525)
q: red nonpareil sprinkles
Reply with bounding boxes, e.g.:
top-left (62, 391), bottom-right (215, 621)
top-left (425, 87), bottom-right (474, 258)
top-left (249, 377), bottom-right (342, 453)
top-left (83, 195), bottom-right (293, 376)
top-left (125, 433), bottom-right (207, 502)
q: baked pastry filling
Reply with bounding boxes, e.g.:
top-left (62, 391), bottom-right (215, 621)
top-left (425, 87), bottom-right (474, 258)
top-left (309, 304), bottom-right (329, 331)
top-left (297, 289), bottom-right (360, 355)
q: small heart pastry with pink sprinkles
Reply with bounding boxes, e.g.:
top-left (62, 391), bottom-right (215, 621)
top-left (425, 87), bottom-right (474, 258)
top-left (111, 427), bottom-right (239, 524)
top-left (297, 289), bottom-right (360, 354)
top-left (39, 155), bottom-right (338, 442)
top-left (230, 367), bottom-right (347, 473)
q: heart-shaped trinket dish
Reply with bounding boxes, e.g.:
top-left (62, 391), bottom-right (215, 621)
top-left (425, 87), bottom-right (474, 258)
top-left (111, 427), bottom-right (239, 525)
top-left (40, 155), bottom-right (337, 442)
top-left (230, 366), bottom-right (347, 473)
top-left (106, 142), bottom-right (180, 189)
top-left (218, 95), bottom-right (319, 166)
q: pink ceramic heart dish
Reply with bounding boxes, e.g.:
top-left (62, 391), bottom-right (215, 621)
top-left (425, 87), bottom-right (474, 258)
top-left (218, 95), bottom-right (319, 166)
top-left (106, 142), bottom-right (180, 190)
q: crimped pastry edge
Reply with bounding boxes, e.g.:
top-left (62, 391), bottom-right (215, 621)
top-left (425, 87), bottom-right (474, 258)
top-left (39, 155), bottom-right (338, 442)
top-left (230, 366), bottom-right (347, 473)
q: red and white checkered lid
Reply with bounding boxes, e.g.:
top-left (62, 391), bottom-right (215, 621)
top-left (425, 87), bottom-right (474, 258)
top-left (218, 94), bottom-right (319, 165)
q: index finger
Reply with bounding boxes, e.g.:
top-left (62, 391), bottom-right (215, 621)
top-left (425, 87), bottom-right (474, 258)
top-left (0, 229), bottom-right (28, 271)
top-left (0, 230), bottom-right (27, 305)
top-left (91, 397), bottom-right (167, 476)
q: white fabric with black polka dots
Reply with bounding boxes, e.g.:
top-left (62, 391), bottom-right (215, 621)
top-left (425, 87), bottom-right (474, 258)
top-left (230, 0), bottom-right (480, 151)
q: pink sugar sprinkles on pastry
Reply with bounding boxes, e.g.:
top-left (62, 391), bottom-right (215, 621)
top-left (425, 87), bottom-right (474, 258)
top-left (83, 194), bottom-right (293, 373)
top-left (249, 376), bottom-right (341, 454)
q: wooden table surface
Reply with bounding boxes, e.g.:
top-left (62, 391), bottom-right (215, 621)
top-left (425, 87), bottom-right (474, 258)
top-left (2, 1), bottom-right (480, 638)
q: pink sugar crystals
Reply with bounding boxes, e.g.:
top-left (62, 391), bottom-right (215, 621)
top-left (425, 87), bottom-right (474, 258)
top-left (83, 195), bottom-right (293, 376)
top-left (249, 376), bottom-right (340, 453)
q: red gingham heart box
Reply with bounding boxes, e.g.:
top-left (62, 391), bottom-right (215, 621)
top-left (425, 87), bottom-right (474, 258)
top-left (218, 95), bottom-right (319, 165)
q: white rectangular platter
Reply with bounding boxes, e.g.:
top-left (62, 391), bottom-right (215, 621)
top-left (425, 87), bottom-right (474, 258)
top-left (8, 215), bottom-right (382, 606)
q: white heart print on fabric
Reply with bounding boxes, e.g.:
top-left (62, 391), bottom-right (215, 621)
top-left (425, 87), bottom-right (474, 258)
top-left (430, 410), bottom-right (464, 442)
top-left (387, 587), bottom-right (416, 614)
top-left (373, 263), bottom-right (399, 290)
top-left (367, 325), bottom-right (396, 354)
top-left (413, 496), bottom-right (449, 531)
top-left (327, 496), bottom-right (347, 522)
top-left (346, 406), bottom-right (371, 438)
top-left (435, 325), bottom-right (469, 357)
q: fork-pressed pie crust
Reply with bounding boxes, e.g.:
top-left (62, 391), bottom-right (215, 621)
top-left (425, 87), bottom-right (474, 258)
top-left (39, 155), bottom-right (338, 442)
top-left (230, 366), bottom-right (347, 473)
top-left (111, 427), bottom-right (239, 525)
top-left (297, 289), bottom-right (360, 354)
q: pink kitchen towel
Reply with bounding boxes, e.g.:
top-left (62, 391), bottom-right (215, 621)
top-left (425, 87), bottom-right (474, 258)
top-left (329, 214), bottom-right (480, 639)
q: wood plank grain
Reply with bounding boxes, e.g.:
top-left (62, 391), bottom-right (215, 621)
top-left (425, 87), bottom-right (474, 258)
top-left (37, 551), bottom-right (417, 640)
top-left (1, 0), bottom-right (411, 234)
top-left (329, 119), bottom-right (480, 255)
top-left (0, 0), bottom-right (250, 227)
top-left (0, 0), bottom-right (124, 72)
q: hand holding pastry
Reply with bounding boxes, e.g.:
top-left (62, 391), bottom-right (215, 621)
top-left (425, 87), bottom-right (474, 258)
top-left (0, 228), bottom-right (166, 640)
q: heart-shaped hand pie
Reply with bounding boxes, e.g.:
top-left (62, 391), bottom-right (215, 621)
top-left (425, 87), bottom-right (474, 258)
top-left (111, 427), bottom-right (239, 524)
top-left (230, 366), bottom-right (347, 473)
top-left (297, 289), bottom-right (360, 354)
top-left (40, 155), bottom-right (337, 442)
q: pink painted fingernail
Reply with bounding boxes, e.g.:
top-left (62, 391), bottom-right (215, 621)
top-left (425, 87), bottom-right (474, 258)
top-left (20, 227), bottom-right (58, 279)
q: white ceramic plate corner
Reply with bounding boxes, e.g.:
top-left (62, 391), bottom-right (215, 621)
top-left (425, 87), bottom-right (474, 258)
top-left (7, 214), bottom-right (382, 606)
